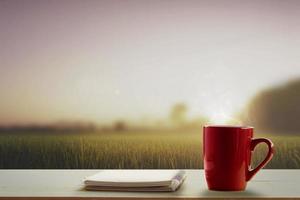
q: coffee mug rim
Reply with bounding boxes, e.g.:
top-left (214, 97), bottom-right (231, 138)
top-left (204, 125), bottom-right (253, 129)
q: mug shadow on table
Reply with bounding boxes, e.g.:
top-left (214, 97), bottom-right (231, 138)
top-left (200, 189), bottom-right (265, 197)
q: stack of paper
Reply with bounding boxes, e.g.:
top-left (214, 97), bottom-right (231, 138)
top-left (84, 170), bottom-right (186, 192)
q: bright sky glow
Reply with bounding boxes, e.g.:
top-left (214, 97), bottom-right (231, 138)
top-left (1, 0), bottom-right (300, 125)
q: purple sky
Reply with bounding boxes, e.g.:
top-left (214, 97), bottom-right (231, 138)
top-left (1, 0), bottom-right (300, 125)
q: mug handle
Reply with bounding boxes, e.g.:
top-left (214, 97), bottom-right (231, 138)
top-left (246, 138), bottom-right (274, 181)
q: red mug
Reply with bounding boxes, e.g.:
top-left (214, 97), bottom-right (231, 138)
top-left (203, 125), bottom-right (274, 191)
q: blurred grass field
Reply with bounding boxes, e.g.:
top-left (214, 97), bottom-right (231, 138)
top-left (0, 131), bottom-right (299, 169)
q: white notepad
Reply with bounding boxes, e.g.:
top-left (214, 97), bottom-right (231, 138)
top-left (84, 170), bottom-right (186, 192)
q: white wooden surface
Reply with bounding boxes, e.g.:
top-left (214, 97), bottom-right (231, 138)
top-left (0, 170), bottom-right (299, 199)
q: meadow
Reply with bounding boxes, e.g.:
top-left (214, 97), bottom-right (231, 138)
top-left (0, 130), bottom-right (299, 169)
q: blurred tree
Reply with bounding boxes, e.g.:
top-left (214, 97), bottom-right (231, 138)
top-left (241, 79), bottom-right (300, 133)
top-left (170, 103), bottom-right (188, 127)
top-left (114, 120), bottom-right (127, 131)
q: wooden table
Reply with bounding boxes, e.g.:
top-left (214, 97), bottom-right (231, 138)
top-left (0, 170), bottom-right (299, 199)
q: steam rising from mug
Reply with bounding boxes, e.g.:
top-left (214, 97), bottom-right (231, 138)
top-left (208, 112), bottom-right (243, 125)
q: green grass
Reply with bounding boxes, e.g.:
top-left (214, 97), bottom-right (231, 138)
top-left (0, 131), bottom-right (299, 169)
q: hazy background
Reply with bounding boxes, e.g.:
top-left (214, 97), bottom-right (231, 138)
top-left (0, 0), bottom-right (300, 169)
